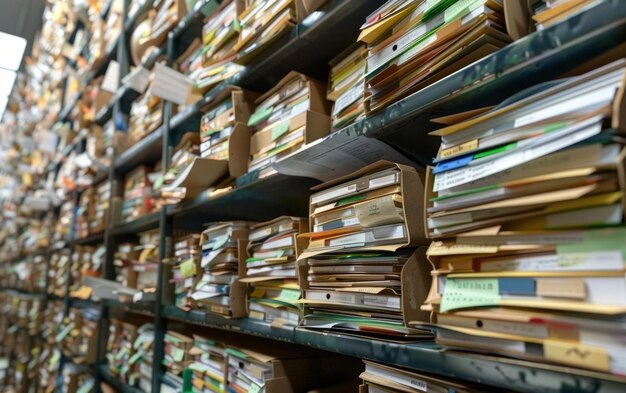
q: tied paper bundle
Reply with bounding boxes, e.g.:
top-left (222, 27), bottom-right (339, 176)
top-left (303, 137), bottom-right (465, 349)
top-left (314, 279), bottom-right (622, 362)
top-left (128, 324), bottom-right (155, 392)
top-left (122, 166), bottom-right (156, 223)
top-left (162, 331), bottom-right (194, 389)
top-left (116, 230), bottom-right (160, 303)
top-left (420, 59), bottom-right (626, 375)
top-left (106, 320), bottom-right (139, 384)
top-left (187, 335), bottom-right (227, 393)
top-left (297, 161), bottom-right (433, 338)
top-left (167, 234), bottom-right (202, 309)
top-left (127, 78), bottom-right (163, 146)
top-left (189, 222), bottom-right (249, 318)
top-left (241, 217), bottom-right (308, 327)
top-left (359, 0), bottom-right (511, 113)
top-left (327, 45), bottom-right (367, 129)
top-left (247, 72), bottom-right (330, 178)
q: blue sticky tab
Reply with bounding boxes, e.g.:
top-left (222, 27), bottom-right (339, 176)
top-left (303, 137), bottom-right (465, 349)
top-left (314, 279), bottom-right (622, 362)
top-left (433, 154), bottom-right (474, 174)
top-left (498, 278), bottom-right (536, 295)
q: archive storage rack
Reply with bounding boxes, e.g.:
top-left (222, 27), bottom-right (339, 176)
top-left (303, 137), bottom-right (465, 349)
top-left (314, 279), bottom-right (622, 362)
top-left (2, 0), bottom-right (626, 392)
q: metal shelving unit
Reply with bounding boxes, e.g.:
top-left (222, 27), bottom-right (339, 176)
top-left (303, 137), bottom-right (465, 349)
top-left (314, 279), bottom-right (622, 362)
top-left (6, 0), bottom-right (626, 392)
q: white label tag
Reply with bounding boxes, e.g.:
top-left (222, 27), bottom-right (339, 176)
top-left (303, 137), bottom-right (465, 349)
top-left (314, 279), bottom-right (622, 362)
top-left (152, 63), bottom-right (192, 105)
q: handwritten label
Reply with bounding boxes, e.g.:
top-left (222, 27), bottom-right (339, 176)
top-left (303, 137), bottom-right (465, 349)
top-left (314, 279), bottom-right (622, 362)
top-left (440, 278), bottom-right (500, 312)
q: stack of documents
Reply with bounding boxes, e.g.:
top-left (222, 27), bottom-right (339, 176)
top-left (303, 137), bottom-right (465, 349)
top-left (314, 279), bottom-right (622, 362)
top-left (129, 324), bottom-right (155, 392)
top-left (122, 166), bottom-right (156, 223)
top-left (421, 60), bottom-right (626, 375)
top-left (187, 335), bottom-right (227, 393)
top-left (327, 45), bottom-right (367, 129)
top-left (241, 217), bottom-right (308, 327)
top-left (189, 222), bottom-right (249, 318)
top-left (163, 331), bottom-right (194, 386)
top-left (91, 180), bottom-right (111, 233)
top-left (194, 0), bottom-right (243, 91)
top-left (359, 360), bottom-right (488, 392)
top-left (169, 234), bottom-right (202, 308)
top-left (531, 0), bottom-right (596, 29)
top-left (76, 188), bottom-right (93, 239)
top-left (54, 202), bottom-right (74, 242)
top-left (234, 0), bottom-right (296, 64)
top-left (118, 230), bottom-right (160, 303)
top-left (156, 136), bottom-right (201, 202)
top-left (298, 161), bottom-right (431, 338)
top-left (70, 245), bottom-right (105, 300)
top-left (128, 82), bottom-right (163, 146)
top-left (247, 72), bottom-right (330, 177)
top-left (359, 0), bottom-right (511, 113)
top-left (48, 249), bottom-right (71, 297)
top-left (106, 320), bottom-right (139, 384)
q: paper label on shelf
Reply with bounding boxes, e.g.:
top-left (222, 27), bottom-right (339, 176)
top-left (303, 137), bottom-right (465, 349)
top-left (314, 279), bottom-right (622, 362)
top-left (152, 63), bottom-right (193, 105)
top-left (363, 295), bottom-right (400, 309)
top-left (278, 289), bottom-right (301, 302)
top-left (180, 259), bottom-right (197, 278)
top-left (273, 132), bottom-right (416, 182)
top-left (440, 278), bottom-right (500, 312)
top-left (101, 60), bottom-right (120, 93)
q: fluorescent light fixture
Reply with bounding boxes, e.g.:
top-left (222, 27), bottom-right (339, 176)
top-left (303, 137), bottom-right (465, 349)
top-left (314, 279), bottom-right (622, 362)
top-left (0, 68), bottom-right (16, 96)
top-left (0, 32), bottom-right (26, 71)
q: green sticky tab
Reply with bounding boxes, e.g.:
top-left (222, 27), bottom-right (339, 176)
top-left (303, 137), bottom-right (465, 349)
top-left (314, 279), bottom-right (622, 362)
top-left (440, 278), bottom-right (500, 312)
top-left (544, 121), bottom-right (567, 133)
top-left (180, 258), bottom-right (197, 279)
top-left (225, 348), bottom-right (248, 359)
top-left (54, 325), bottom-right (73, 343)
top-left (248, 382), bottom-right (261, 393)
top-left (128, 351), bottom-right (142, 365)
top-left (444, 0), bottom-right (482, 23)
top-left (271, 119), bottom-right (290, 141)
top-left (278, 289), bottom-right (301, 303)
top-left (153, 174), bottom-right (165, 190)
top-left (473, 142), bottom-right (517, 160)
top-left (336, 193), bottom-right (366, 207)
top-left (115, 347), bottom-right (128, 360)
top-left (248, 106), bottom-right (274, 126)
top-left (209, 234), bottom-right (230, 250)
top-left (557, 227), bottom-right (626, 268)
top-left (173, 347), bottom-right (186, 362)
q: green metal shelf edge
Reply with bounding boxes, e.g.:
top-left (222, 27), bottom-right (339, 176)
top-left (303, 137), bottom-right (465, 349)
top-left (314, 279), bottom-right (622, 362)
top-left (110, 212), bottom-right (160, 236)
top-left (160, 305), bottom-right (626, 393)
top-left (113, 126), bottom-right (164, 173)
top-left (73, 231), bottom-right (105, 246)
top-left (98, 365), bottom-right (144, 393)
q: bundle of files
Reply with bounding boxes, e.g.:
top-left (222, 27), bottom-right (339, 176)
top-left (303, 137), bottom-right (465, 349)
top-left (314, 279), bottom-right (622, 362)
top-left (298, 161), bottom-right (431, 338)
top-left (247, 72), bottom-right (330, 177)
top-left (187, 335), bottom-right (227, 393)
top-left (156, 135), bottom-right (201, 203)
top-left (54, 202), bottom-right (74, 242)
top-left (106, 320), bottom-right (139, 384)
top-left (242, 216), bottom-right (308, 327)
top-left (162, 330), bottom-right (194, 389)
top-left (127, 81), bottom-right (163, 146)
top-left (327, 45), bottom-right (367, 129)
top-left (359, 0), bottom-right (511, 113)
top-left (188, 222), bottom-right (249, 318)
top-left (531, 0), bottom-right (596, 29)
top-left (122, 166), bottom-right (156, 223)
top-left (70, 245), bottom-right (105, 300)
top-left (199, 87), bottom-right (255, 181)
top-left (192, 0), bottom-right (243, 91)
top-left (48, 249), bottom-right (71, 297)
top-left (37, 343), bottom-right (62, 392)
top-left (168, 234), bottom-right (202, 308)
top-left (91, 180), bottom-right (111, 233)
top-left (129, 324), bottom-right (155, 392)
top-left (234, 0), bottom-right (297, 64)
top-left (116, 231), bottom-right (160, 303)
top-left (421, 60), bottom-right (626, 375)
top-left (359, 360), bottom-right (491, 392)
top-left (75, 188), bottom-right (93, 239)
top-left (61, 307), bottom-right (99, 365)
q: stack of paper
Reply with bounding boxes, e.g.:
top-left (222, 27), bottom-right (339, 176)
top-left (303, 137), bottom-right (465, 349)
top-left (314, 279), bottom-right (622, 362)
top-left (128, 81), bottom-right (163, 146)
top-left (116, 230), bottom-right (160, 303)
top-left (225, 347), bottom-right (273, 393)
top-left (359, 360), bottom-right (487, 392)
top-left (298, 161), bottom-right (431, 337)
top-left (241, 217), bottom-right (308, 327)
top-left (122, 166), bottom-right (156, 223)
top-left (76, 188), bottom-right (93, 239)
top-left (129, 324), bottom-right (155, 392)
top-left (106, 320), bottom-right (139, 383)
top-left (91, 180), bottom-right (111, 233)
top-left (70, 245), bottom-right (105, 300)
top-left (247, 72), bottom-right (330, 177)
top-left (234, 0), bottom-right (297, 64)
top-left (48, 250), bottom-right (71, 297)
top-left (54, 202), bottom-right (74, 242)
top-left (156, 136), bottom-right (202, 203)
top-left (421, 60), bottom-right (626, 374)
top-left (163, 331), bottom-right (194, 387)
top-left (187, 335), bottom-right (227, 393)
top-left (359, 0), bottom-right (511, 113)
top-left (194, 0), bottom-right (243, 91)
top-left (327, 45), bottom-right (367, 129)
top-left (189, 222), bottom-right (249, 318)
top-left (531, 0), bottom-right (596, 29)
top-left (169, 234), bottom-right (202, 308)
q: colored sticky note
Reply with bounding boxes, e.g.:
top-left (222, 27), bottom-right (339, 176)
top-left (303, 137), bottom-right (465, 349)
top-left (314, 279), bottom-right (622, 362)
top-left (278, 289), bottom-right (301, 303)
top-left (54, 325), bottom-right (73, 343)
top-left (173, 347), bottom-right (185, 362)
top-left (271, 119), bottom-right (290, 141)
top-left (557, 227), bottom-right (626, 268)
top-left (440, 278), bottom-right (500, 312)
top-left (153, 174), bottom-right (165, 190)
top-left (128, 351), bottom-right (142, 365)
top-left (248, 382), bottom-right (261, 393)
top-left (180, 259), bottom-right (197, 279)
top-left (248, 106), bottom-right (273, 126)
